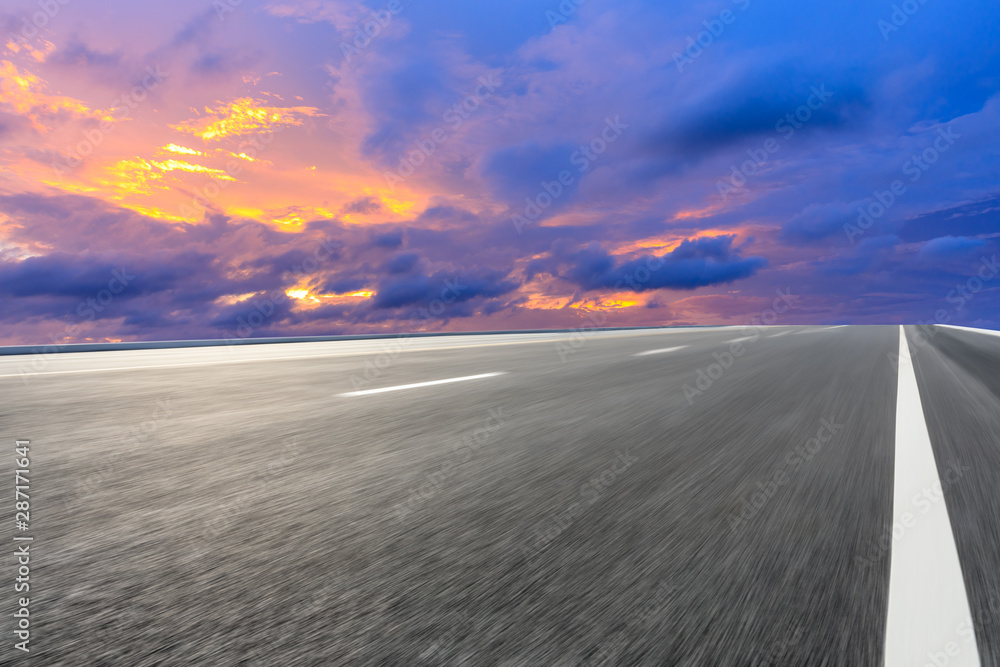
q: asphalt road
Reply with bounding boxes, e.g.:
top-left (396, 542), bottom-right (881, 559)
top-left (1, 324), bottom-right (998, 665)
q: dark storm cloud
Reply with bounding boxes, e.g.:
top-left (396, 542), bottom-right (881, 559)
top-left (481, 142), bottom-right (580, 203)
top-left (372, 270), bottom-right (519, 309)
top-left (559, 236), bottom-right (768, 292)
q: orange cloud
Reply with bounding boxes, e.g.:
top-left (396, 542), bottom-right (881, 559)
top-left (671, 203), bottom-right (726, 220)
top-left (163, 144), bottom-right (203, 156)
top-left (170, 97), bottom-right (322, 141)
top-left (0, 60), bottom-right (110, 132)
top-left (570, 293), bottom-right (644, 310)
top-left (100, 158), bottom-right (165, 197)
top-left (149, 159), bottom-right (236, 179)
top-left (4, 38), bottom-right (54, 63)
top-left (284, 287), bottom-right (375, 309)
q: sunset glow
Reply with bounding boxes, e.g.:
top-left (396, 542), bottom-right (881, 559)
top-left (0, 0), bottom-right (997, 345)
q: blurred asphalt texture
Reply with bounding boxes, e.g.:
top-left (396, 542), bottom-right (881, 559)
top-left (1, 324), bottom-right (999, 665)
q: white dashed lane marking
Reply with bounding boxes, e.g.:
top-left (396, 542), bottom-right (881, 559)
top-left (337, 372), bottom-right (507, 397)
top-left (633, 346), bottom-right (689, 356)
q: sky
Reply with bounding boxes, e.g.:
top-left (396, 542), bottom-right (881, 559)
top-left (1, 0), bottom-right (998, 345)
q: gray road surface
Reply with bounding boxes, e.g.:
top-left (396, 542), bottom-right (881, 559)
top-left (1, 325), bottom-right (998, 665)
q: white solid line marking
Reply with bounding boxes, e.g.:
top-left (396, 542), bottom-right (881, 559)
top-left (724, 337), bottom-right (755, 343)
top-left (337, 372), bottom-right (506, 397)
top-left (0, 328), bottom-right (716, 379)
top-left (792, 326), bottom-right (843, 335)
top-left (938, 324), bottom-right (1000, 338)
top-left (769, 331), bottom-right (791, 338)
top-left (633, 346), bottom-right (688, 356)
top-left (884, 326), bottom-right (979, 667)
top-left (0, 357), bottom-right (328, 378)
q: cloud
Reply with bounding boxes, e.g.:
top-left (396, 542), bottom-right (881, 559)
top-left (190, 50), bottom-right (260, 79)
top-left (371, 270), bottom-right (518, 310)
top-left (633, 61), bottom-right (871, 183)
top-left (0, 190), bottom-right (531, 340)
top-left (343, 196), bottom-right (383, 214)
top-left (781, 202), bottom-right (861, 243)
top-left (359, 59), bottom-right (453, 162)
top-left (47, 38), bottom-right (123, 69)
top-left (384, 252), bottom-right (420, 274)
top-left (170, 97), bottom-right (322, 141)
top-left (918, 235), bottom-right (987, 259)
top-left (0, 253), bottom-right (147, 299)
top-left (0, 60), bottom-right (111, 132)
top-left (371, 229), bottom-right (404, 248)
top-left (816, 236), bottom-right (899, 276)
top-left (481, 141), bottom-right (579, 203)
top-left (900, 198), bottom-right (1000, 243)
top-left (322, 275), bottom-right (368, 294)
top-left (559, 236), bottom-right (768, 291)
top-left (2, 0), bottom-right (1000, 342)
